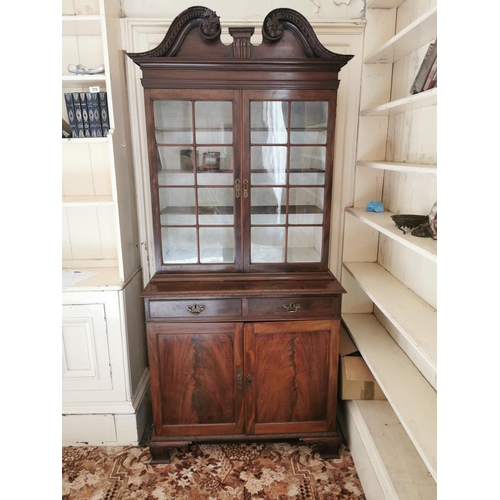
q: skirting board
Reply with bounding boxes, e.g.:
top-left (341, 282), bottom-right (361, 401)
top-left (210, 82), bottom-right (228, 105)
top-left (62, 379), bottom-right (151, 446)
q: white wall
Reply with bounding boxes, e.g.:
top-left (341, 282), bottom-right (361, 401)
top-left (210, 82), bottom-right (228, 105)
top-left (121, 0), bottom-right (366, 22)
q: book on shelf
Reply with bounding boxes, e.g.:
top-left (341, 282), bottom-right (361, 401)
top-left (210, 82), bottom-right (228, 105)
top-left (410, 38), bottom-right (437, 95)
top-left (71, 92), bottom-right (86, 138)
top-left (85, 92), bottom-right (103, 138)
top-left (422, 58), bottom-right (437, 91)
top-left (98, 91), bottom-right (110, 137)
top-left (62, 119), bottom-right (71, 138)
top-left (63, 93), bottom-right (78, 138)
top-left (79, 92), bottom-right (91, 138)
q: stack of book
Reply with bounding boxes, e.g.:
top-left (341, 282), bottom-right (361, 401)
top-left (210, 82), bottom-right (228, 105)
top-left (410, 39), bottom-right (437, 95)
top-left (63, 91), bottom-right (110, 138)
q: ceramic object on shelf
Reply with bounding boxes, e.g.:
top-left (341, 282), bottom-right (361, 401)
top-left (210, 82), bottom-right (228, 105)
top-left (68, 64), bottom-right (105, 75)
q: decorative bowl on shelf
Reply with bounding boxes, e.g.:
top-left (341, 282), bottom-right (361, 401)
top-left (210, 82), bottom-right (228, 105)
top-left (391, 214), bottom-right (428, 235)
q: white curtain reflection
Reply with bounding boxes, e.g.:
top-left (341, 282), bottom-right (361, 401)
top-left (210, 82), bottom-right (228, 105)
top-left (262, 102), bottom-right (287, 221)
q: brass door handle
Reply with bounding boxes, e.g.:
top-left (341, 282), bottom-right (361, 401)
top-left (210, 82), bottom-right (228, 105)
top-left (235, 179), bottom-right (241, 198)
top-left (186, 304), bottom-right (206, 315)
top-left (283, 302), bottom-right (301, 313)
top-left (246, 373), bottom-right (253, 390)
top-left (237, 373), bottom-right (243, 390)
top-left (243, 179), bottom-right (249, 198)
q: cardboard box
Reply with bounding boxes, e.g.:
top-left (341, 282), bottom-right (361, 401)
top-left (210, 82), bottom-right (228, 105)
top-left (339, 326), bottom-right (386, 400)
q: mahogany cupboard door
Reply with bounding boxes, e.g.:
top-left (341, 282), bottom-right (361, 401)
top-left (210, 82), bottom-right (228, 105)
top-left (244, 319), bottom-right (339, 435)
top-left (147, 322), bottom-right (245, 437)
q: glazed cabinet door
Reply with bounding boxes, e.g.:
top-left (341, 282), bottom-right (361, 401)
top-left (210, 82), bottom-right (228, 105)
top-left (244, 319), bottom-right (339, 435)
top-left (145, 89), bottom-right (242, 273)
top-left (147, 322), bottom-right (245, 436)
top-left (242, 90), bottom-right (336, 272)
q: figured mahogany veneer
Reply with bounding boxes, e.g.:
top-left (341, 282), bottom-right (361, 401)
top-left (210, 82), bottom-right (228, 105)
top-left (128, 6), bottom-right (352, 463)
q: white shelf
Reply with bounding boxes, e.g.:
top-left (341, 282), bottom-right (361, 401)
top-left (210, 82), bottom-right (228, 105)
top-left (342, 314), bottom-right (437, 481)
top-left (62, 74), bottom-right (106, 82)
top-left (364, 7), bottom-right (437, 64)
top-left (340, 398), bottom-right (437, 499)
top-left (345, 207), bottom-right (437, 262)
top-left (62, 136), bottom-right (109, 144)
top-left (342, 262), bottom-right (437, 382)
top-left (360, 87), bottom-right (437, 116)
top-left (356, 161), bottom-right (437, 174)
top-left (62, 195), bottom-right (114, 206)
top-left (62, 267), bottom-right (138, 292)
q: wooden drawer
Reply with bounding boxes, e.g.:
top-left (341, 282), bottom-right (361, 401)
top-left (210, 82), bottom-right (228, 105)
top-left (148, 298), bottom-right (243, 319)
top-left (247, 295), bottom-right (340, 318)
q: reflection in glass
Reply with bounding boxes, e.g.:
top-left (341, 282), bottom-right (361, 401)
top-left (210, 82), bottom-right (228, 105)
top-left (287, 226), bottom-right (322, 262)
top-left (157, 147), bottom-right (195, 186)
top-left (251, 188), bottom-right (286, 225)
top-left (198, 188), bottom-right (234, 225)
top-left (195, 101), bottom-right (233, 144)
top-left (289, 188), bottom-right (324, 224)
top-left (251, 146), bottom-right (287, 186)
top-left (154, 101), bottom-right (193, 144)
top-left (289, 146), bottom-right (326, 185)
top-left (290, 101), bottom-right (328, 144)
top-left (251, 101), bottom-right (288, 144)
top-left (251, 227), bottom-right (285, 263)
top-left (159, 188), bottom-right (196, 225)
top-left (162, 227), bottom-right (197, 264)
top-left (200, 227), bottom-right (235, 263)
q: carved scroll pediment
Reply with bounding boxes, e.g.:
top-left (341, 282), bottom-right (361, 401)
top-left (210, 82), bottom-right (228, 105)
top-left (261, 8), bottom-right (351, 61)
top-left (127, 6), bottom-right (353, 69)
top-left (127, 6), bottom-right (222, 59)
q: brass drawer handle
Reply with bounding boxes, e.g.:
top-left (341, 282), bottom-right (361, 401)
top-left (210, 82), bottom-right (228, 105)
top-left (186, 304), bottom-right (206, 315)
top-left (283, 302), bottom-right (301, 313)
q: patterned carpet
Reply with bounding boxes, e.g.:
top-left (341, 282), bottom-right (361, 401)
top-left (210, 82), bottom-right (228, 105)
top-left (62, 441), bottom-right (365, 499)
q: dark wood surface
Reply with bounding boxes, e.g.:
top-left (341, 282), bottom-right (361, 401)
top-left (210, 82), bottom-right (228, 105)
top-left (147, 322), bottom-right (245, 437)
top-left (127, 6), bottom-right (352, 463)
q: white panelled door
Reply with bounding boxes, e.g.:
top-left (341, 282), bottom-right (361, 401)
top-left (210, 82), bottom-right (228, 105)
top-left (62, 304), bottom-right (112, 392)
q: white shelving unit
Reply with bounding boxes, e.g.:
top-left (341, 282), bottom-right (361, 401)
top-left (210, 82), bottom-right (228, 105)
top-left (62, 0), bottom-right (149, 446)
top-left (339, 0), bottom-right (437, 497)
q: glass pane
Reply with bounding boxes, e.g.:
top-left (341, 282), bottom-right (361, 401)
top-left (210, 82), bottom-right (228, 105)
top-left (162, 227), bottom-right (197, 264)
top-left (197, 147), bottom-right (234, 186)
top-left (290, 101), bottom-right (328, 144)
top-left (287, 226), bottom-right (322, 262)
top-left (157, 147), bottom-right (195, 186)
top-left (154, 101), bottom-right (193, 144)
top-left (198, 188), bottom-right (234, 225)
top-left (200, 227), bottom-right (235, 263)
top-left (289, 146), bottom-right (326, 185)
top-left (251, 146), bottom-right (287, 186)
top-left (251, 227), bottom-right (285, 263)
top-left (159, 187), bottom-right (196, 225)
top-left (195, 101), bottom-right (233, 144)
top-left (251, 101), bottom-right (288, 144)
top-left (251, 187), bottom-right (286, 225)
top-left (289, 188), bottom-right (324, 224)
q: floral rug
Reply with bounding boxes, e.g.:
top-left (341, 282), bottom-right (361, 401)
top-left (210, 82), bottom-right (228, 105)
top-left (62, 442), bottom-right (365, 499)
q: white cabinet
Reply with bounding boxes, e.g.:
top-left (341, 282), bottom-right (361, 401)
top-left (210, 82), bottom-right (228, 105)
top-left (338, 0), bottom-right (437, 497)
top-left (62, 0), bottom-right (149, 446)
top-left (62, 275), bottom-right (150, 446)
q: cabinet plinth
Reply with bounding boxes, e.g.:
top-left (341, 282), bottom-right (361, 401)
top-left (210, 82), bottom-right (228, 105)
top-left (128, 6), bottom-right (352, 462)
